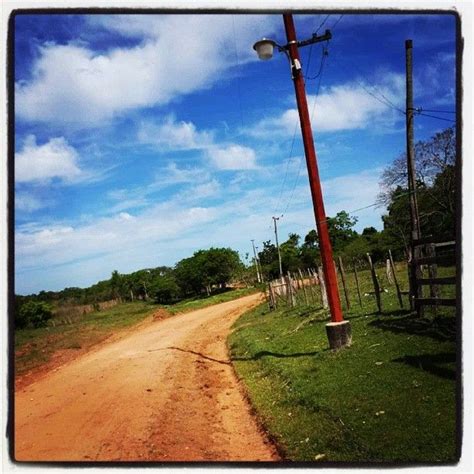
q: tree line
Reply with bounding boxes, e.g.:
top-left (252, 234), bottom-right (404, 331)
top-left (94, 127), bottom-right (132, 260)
top-left (15, 126), bottom-right (455, 328)
top-left (257, 126), bottom-right (456, 280)
top-left (15, 247), bottom-right (243, 328)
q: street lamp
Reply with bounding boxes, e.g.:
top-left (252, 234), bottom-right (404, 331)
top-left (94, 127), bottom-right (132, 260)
top-left (252, 38), bottom-right (277, 60)
top-left (253, 14), bottom-right (351, 350)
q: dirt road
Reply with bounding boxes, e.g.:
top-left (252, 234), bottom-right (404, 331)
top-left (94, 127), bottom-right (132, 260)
top-left (14, 294), bottom-right (279, 462)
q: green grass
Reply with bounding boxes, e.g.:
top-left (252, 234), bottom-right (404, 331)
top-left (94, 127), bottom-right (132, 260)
top-left (163, 287), bottom-right (258, 314)
top-left (229, 266), bottom-right (458, 463)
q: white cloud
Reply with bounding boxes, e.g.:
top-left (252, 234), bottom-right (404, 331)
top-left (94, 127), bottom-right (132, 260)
top-left (190, 179), bottom-right (221, 200)
top-left (207, 145), bottom-right (257, 170)
top-left (15, 166), bottom-right (387, 294)
top-left (16, 202), bottom-right (217, 276)
top-left (247, 76), bottom-right (404, 137)
top-left (137, 116), bottom-right (213, 150)
top-left (16, 15), bottom-right (278, 126)
top-left (154, 162), bottom-right (211, 187)
top-left (15, 192), bottom-right (47, 212)
top-left (138, 116), bottom-right (259, 171)
top-left (15, 135), bottom-right (83, 183)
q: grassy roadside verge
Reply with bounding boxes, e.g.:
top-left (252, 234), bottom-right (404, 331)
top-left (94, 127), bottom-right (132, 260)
top-left (229, 295), bottom-right (458, 462)
top-left (15, 287), bottom-right (259, 378)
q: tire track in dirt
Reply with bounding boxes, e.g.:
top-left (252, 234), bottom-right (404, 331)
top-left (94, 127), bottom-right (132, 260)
top-left (14, 293), bottom-right (280, 462)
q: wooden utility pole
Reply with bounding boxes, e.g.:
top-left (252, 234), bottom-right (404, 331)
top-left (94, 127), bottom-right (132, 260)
top-left (272, 216), bottom-right (283, 278)
top-left (251, 239), bottom-right (261, 283)
top-left (283, 14), bottom-right (350, 349)
top-left (405, 39), bottom-right (422, 312)
top-left (255, 245), bottom-right (264, 283)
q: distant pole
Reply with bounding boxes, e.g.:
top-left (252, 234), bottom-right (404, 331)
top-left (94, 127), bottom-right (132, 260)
top-left (251, 239), bottom-right (261, 283)
top-left (272, 216), bottom-right (283, 278)
top-left (405, 39), bottom-right (422, 312)
top-left (255, 246), bottom-right (264, 282)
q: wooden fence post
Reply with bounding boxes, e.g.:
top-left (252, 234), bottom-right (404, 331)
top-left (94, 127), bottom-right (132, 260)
top-left (285, 273), bottom-right (296, 308)
top-left (366, 253), bottom-right (382, 313)
top-left (268, 282), bottom-right (276, 310)
top-left (298, 268), bottom-right (309, 305)
top-left (337, 256), bottom-right (351, 311)
top-left (386, 259), bottom-right (394, 284)
top-left (307, 268), bottom-right (318, 304)
top-left (389, 250), bottom-right (404, 309)
top-left (317, 266), bottom-right (328, 309)
top-left (352, 259), bottom-right (363, 308)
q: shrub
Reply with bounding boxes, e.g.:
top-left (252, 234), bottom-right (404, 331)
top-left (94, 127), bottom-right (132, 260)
top-left (18, 301), bottom-right (53, 329)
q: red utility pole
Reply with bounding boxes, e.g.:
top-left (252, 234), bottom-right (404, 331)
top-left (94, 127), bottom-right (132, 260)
top-left (282, 13), bottom-right (344, 325)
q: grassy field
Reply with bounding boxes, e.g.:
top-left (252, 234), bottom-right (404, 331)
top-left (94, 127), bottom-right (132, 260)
top-left (229, 263), bottom-right (458, 463)
top-left (15, 287), bottom-right (257, 377)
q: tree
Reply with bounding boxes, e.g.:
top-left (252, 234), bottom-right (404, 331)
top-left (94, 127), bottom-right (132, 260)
top-left (174, 248), bottom-right (242, 296)
top-left (17, 301), bottom-right (53, 329)
top-left (110, 270), bottom-right (124, 301)
top-left (257, 241), bottom-right (280, 280)
top-left (300, 229), bottom-right (320, 268)
top-left (326, 211), bottom-right (358, 252)
top-left (149, 275), bottom-right (180, 304)
top-left (379, 126), bottom-right (455, 203)
top-left (280, 233), bottom-right (302, 274)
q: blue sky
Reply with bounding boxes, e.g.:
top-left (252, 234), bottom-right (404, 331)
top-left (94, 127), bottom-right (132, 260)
top-left (14, 12), bottom-right (457, 295)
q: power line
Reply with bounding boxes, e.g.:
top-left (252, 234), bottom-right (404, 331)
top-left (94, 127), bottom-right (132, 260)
top-left (231, 15), bottom-right (245, 130)
top-left (282, 189), bottom-right (418, 237)
top-left (306, 42), bottom-right (329, 80)
top-left (331, 56), bottom-right (405, 114)
top-left (273, 31), bottom-right (324, 216)
top-left (315, 14), bottom-right (331, 34)
top-left (416, 111), bottom-right (456, 123)
top-left (331, 14), bottom-right (344, 30)
top-left (419, 108), bottom-right (455, 114)
top-left (282, 41), bottom-right (329, 216)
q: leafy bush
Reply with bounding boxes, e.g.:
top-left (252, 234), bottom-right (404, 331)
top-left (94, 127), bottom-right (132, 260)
top-left (17, 301), bottom-right (53, 329)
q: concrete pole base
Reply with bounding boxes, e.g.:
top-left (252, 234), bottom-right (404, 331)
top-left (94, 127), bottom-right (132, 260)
top-left (326, 320), bottom-right (352, 350)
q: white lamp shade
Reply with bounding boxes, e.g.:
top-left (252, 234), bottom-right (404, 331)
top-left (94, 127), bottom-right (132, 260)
top-left (253, 39), bottom-right (276, 60)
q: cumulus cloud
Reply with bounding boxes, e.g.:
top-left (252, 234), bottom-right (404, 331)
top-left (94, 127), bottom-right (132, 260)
top-left (137, 116), bottom-right (213, 150)
top-left (15, 135), bottom-right (83, 183)
top-left (15, 192), bottom-right (47, 212)
top-left (16, 15), bottom-right (278, 126)
top-left (138, 116), bottom-right (259, 170)
top-left (16, 202), bottom-right (217, 275)
top-left (247, 76), bottom-right (404, 137)
top-left (207, 145), bottom-right (257, 170)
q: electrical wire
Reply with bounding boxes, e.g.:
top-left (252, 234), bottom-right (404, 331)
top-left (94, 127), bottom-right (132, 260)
top-left (231, 15), bottom-right (245, 130)
top-left (273, 28), bottom-right (323, 216)
top-left (284, 189), bottom-right (418, 236)
top-left (419, 109), bottom-right (455, 114)
top-left (331, 14), bottom-right (344, 30)
top-left (282, 42), bottom-right (328, 217)
top-left (315, 14), bottom-right (331, 34)
top-left (305, 42), bottom-right (328, 80)
top-left (331, 55), bottom-right (405, 114)
top-left (416, 112), bottom-right (456, 123)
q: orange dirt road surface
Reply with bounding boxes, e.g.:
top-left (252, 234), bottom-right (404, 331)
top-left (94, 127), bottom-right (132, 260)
top-left (14, 293), bottom-right (280, 462)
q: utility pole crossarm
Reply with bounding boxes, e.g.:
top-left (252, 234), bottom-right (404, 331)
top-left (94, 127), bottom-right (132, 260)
top-left (293, 29), bottom-right (332, 49)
